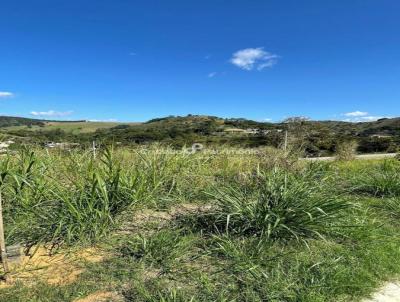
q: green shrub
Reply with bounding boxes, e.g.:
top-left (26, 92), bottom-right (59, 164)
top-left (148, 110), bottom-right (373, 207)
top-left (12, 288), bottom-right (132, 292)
top-left (205, 167), bottom-right (348, 241)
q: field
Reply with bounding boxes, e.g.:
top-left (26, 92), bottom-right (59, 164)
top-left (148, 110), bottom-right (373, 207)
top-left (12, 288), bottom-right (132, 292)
top-left (0, 146), bottom-right (400, 301)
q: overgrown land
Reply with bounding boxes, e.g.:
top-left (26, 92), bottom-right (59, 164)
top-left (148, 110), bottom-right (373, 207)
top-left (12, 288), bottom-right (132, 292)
top-left (0, 145), bottom-right (400, 301)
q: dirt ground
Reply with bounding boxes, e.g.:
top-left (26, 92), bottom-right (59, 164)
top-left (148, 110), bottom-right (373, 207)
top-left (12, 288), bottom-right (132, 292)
top-left (363, 282), bottom-right (400, 302)
top-left (0, 246), bottom-right (104, 288)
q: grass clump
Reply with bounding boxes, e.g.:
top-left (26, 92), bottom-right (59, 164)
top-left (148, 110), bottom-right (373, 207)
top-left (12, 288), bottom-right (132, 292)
top-left (375, 197), bottom-right (400, 221)
top-left (350, 159), bottom-right (400, 197)
top-left (205, 166), bottom-right (348, 241)
top-left (115, 230), bottom-right (196, 269)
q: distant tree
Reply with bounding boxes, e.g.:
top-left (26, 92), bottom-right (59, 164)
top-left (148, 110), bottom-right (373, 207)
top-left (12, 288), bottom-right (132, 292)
top-left (283, 116), bottom-right (311, 156)
top-left (358, 137), bottom-right (393, 153)
top-left (335, 141), bottom-right (358, 161)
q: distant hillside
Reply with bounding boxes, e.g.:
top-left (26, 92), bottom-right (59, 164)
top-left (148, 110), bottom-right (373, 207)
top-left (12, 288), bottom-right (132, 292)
top-left (0, 116), bottom-right (46, 128)
top-left (140, 115), bottom-right (400, 137)
top-left (357, 118), bottom-right (400, 136)
top-left (1, 114), bottom-right (400, 155)
top-left (0, 116), bottom-right (89, 128)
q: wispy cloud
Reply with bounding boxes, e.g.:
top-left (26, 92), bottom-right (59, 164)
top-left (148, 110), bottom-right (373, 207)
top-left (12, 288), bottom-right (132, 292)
top-left (30, 110), bottom-right (73, 117)
top-left (88, 118), bottom-right (118, 122)
top-left (230, 47), bottom-right (279, 71)
top-left (129, 52), bottom-right (137, 56)
top-left (343, 116), bottom-right (387, 122)
top-left (343, 111), bottom-right (369, 117)
top-left (341, 111), bottom-right (389, 122)
top-left (208, 72), bottom-right (217, 78)
top-left (0, 91), bottom-right (14, 98)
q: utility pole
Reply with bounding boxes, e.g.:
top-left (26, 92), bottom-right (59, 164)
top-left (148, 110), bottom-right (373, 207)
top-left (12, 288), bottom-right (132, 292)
top-left (0, 190), bottom-right (10, 280)
top-left (283, 130), bottom-right (289, 190)
top-left (92, 141), bottom-right (96, 159)
top-left (284, 130), bottom-right (288, 152)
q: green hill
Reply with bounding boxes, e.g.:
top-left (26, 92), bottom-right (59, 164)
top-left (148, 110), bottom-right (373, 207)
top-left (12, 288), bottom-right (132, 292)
top-left (0, 116), bottom-right (47, 128)
top-left (1, 114), bottom-right (399, 155)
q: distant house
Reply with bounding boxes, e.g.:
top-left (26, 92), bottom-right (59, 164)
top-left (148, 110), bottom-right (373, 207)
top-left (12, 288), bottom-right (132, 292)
top-left (224, 128), bottom-right (246, 133)
top-left (224, 128), bottom-right (284, 136)
top-left (45, 142), bottom-right (80, 149)
top-left (244, 128), bottom-right (259, 134)
top-left (370, 134), bottom-right (392, 138)
top-left (0, 140), bottom-right (15, 153)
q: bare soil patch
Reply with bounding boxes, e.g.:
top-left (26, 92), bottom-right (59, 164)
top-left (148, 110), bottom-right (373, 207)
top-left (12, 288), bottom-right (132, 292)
top-left (363, 282), bottom-right (400, 302)
top-left (74, 291), bottom-right (123, 302)
top-left (0, 246), bottom-right (104, 288)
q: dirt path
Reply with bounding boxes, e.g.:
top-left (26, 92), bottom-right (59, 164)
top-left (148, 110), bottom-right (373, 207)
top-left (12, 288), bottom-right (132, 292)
top-left (363, 282), bottom-right (400, 302)
top-left (303, 153), bottom-right (397, 162)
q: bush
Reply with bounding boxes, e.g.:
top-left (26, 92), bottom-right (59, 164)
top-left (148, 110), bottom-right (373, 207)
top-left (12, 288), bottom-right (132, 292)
top-left (336, 141), bottom-right (358, 161)
top-left (205, 167), bottom-right (348, 241)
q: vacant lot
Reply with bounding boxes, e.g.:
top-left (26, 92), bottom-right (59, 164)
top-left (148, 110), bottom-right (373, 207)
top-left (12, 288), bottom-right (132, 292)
top-left (0, 146), bottom-right (400, 301)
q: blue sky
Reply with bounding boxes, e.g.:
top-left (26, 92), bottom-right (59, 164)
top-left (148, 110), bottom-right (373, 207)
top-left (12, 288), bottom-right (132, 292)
top-left (1, 0), bottom-right (399, 122)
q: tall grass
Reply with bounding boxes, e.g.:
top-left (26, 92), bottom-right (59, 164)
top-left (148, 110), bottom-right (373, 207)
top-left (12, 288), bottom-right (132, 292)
top-left (3, 146), bottom-right (400, 301)
top-left (350, 159), bottom-right (400, 197)
top-left (0, 145), bottom-right (345, 247)
top-left (204, 166), bottom-right (348, 241)
top-left (2, 145), bottom-right (289, 247)
top-left (2, 146), bottom-right (210, 247)
top-left (375, 197), bottom-right (400, 221)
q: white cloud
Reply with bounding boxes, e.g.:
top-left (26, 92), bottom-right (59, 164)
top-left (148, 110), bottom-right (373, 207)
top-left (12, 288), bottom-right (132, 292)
top-left (88, 118), bottom-right (118, 122)
top-left (342, 115), bottom-right (389, 123)
top-left (230, 47), bottom-right (279, 71)
top-left (0, 91), bottom-right (14, 98)
top-left (346, 116), bottom-right (384, 122)
top-left (30, 110), bottom-right (73, 117)
top-left (343, 111), bottom-right (369, 117)
top-left (264, 118), bottom-right (273, 122)
top-left (340, 111), bottom-right (389, 122)
top-left (208, 72), bottom-right (217, 78)
top-left (358, 116), bottom-right (384, 121)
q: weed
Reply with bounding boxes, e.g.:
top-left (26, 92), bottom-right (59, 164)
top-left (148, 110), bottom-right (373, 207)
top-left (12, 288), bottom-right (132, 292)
top-left (205, 168), bottom-right (348, 241)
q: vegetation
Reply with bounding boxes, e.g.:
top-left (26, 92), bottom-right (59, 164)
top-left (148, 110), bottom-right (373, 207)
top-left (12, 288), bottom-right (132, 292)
top-left (335, 140), bottom-right (358, 161)
top-left (0, 116), bottom-right (47, 128)
top-left (348, 160), bottom-right (400, 197)
top-left (1, 115), bottom-right (400, 156)
top-left (1, 145), bottom-right (400, 301)
top-left (200, 168), bottom-right (348, 241)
